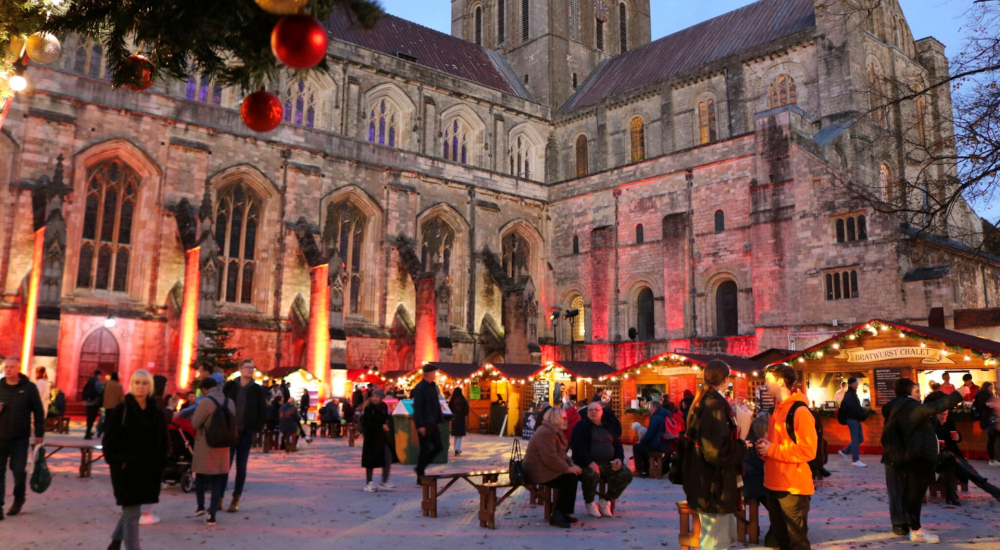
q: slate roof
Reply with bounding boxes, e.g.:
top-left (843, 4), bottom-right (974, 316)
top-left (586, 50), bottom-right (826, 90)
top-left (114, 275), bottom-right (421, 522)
top-left (326, 10), bottom-right (532, 100)
top-left (562, 0), bottom-right (816, 112)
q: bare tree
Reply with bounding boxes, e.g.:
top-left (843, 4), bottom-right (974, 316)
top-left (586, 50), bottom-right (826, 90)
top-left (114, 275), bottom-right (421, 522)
top-left (831, 0), bottom-right (1000, 255)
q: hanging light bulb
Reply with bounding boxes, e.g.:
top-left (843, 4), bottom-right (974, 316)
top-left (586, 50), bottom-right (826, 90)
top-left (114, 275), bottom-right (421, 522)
top-left (9, 75), bottom-right (27, 92)
top-left (104, 314), bottom-right (116, 329)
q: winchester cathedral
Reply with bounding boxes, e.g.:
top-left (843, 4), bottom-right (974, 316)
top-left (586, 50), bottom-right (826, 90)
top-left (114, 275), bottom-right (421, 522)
top-left (1, 0), bottom-right (997, 400)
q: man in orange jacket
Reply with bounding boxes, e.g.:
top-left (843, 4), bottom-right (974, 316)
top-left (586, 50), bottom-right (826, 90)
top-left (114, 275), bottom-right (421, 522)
top-left (755, 364), bottom-right (818, 550)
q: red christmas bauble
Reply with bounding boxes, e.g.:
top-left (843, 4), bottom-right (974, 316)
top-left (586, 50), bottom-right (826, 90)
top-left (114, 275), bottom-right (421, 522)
top-left (240, 90), bottom-right (284, 133)
top-left (271, 15), bottom-right (329, 70)
top-left (123, 54), bottom-right (154, 91)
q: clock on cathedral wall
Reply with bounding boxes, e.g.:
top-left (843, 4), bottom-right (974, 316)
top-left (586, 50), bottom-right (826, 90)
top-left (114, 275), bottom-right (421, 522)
top-left (595, 0), bottom-right (609, 22)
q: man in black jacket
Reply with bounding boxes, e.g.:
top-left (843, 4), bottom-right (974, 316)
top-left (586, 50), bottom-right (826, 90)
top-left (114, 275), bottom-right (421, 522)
top-left (571, 401), bottom-right (633, 518)
top-left (681, 360), bottom-right (746, 547)
top-left (221, 359), bottom-right (268, 513)
top-left (411, 365), bottom-right (443, 480)
top-left (838, 377), bottom-right (868, 468)
top-left (0, 357), bottom-right (45, 519)
top-left (881, 377), bottom-right (961, 543)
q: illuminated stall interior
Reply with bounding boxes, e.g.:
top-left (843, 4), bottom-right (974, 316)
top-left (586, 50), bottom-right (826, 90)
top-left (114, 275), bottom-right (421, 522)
top-left (605, 352), bottom-right (763, 441)
top-left (768, 319), bottom-right (999, 458)
top-left (227, 366), bottom-right (322, 417)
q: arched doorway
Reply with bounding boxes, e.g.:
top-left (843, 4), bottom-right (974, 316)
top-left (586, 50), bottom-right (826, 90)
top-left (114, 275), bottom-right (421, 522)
top-left (77, 328), bottom-right (120, 400)
top-left (636, 288), bottom-right (655, 341)
top-left (715, 281), bottom-right (738, 337)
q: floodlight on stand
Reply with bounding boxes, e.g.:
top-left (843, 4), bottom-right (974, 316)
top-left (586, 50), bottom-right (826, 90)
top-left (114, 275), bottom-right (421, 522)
top-left (104, 313), bottom-right (116, 329)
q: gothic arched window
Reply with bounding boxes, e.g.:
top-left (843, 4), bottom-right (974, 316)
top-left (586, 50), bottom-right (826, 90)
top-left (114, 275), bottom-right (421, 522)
top-left (284, 79), bottom-right (317, 128)
top-left (714, 210), bottom-right (725, 233)
top-left (636, 287), bottom-right (654, 341)
top-left (629, 117), bottom-right (645, 163)
top-left (498, 0), bottom-right (506, 44)
top-left (768, 74), bottom-right (797, 109)
top-left (443, 118), bottom-right (469, 164)
top-left (215, 183), bottom-right (261, 305)
top-left (521, 0), bottom-right (529, 40)
top-left (618, 2), bottom-right (628, 53)
top-left (186, 74), bottom-right (222, 105)
top-left (502, 232), bottom-right (531, 281)
top-left (635, 223), bottom-right (644, 244)
top-left (572, 235), bottom-right (579, 254)
top-left (421, 217), bottom-right (456, 276)
top-left (73, 40), bottom-right (106, 80)
top-left (698, 99), bottom-right (717, 145)
top-left (510, 135), bottom-right (532, 179)
top-left (76, 161), bottom-right (138, 292)
top-left (575, 135), bottom-right (588, 177)
top-left (368, 99), bottom-right (398, 147)
top-left (867, 64), bottom-right (889, 127)
top-left (474, 5), bottom-right (483, 45)
top-left (324, 201), bottom-right (368, 315)
top-left (569, 0), bottom-right (580, 41)
top-left (879, 164), bottom-right (891, 200)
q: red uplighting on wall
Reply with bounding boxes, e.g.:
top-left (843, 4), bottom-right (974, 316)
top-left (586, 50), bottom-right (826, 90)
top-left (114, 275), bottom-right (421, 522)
top-left (177, 247), bottom-right (200, 390)
top-left (20, 229), bottom-right (44, 374)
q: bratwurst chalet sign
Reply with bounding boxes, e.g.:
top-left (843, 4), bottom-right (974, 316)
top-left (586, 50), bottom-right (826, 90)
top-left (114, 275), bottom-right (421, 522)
top-left (835, 346), bottom-right (955, 365)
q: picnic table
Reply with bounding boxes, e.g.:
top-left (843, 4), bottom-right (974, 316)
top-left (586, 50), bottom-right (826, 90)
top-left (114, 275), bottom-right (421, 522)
top-left (420, 468), bottom-right (508, 518)
top-left (39, 435), bottom-right (104, 478)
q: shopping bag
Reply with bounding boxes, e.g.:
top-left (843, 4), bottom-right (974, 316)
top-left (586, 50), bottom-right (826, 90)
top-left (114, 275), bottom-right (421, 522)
top-left (30, 445), bottom-right (52, 494)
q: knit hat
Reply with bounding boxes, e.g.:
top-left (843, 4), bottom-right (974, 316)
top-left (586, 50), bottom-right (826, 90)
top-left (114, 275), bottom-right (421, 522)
top-left (373, 388), bottom-right (386, 398)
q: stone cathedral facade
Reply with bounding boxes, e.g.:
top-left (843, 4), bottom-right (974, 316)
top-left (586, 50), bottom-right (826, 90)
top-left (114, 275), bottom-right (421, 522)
top-left (1, 0), bottom-right (996, 400)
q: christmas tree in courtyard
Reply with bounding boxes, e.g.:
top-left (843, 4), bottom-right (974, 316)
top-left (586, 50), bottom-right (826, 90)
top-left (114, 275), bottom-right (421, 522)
top-left (197, 321), bottom-right (243, 377)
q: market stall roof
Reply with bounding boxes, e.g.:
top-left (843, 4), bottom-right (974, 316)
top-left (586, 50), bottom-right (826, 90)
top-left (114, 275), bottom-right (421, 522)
top-left (750, 349), bottom-right (796, 365)
top-left (422, 362), bottom-right (481, 380)
top-left (551, 361), bottom-right (617, 379)
top-left (609, 352), bottom-right (764, 378)
top-left (380, 370), bottom-right (412, 382)
top-left (262, 366), bottom-right (307, 380)
top-left (767, 319), bottom-right (1000, 367)
top-left (488, 363), bottom-right (545, 381)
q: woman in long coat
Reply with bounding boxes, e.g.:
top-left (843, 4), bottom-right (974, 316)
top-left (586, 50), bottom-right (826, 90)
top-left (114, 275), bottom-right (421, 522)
top-left (449, 387), bottom-right (469, 456)
top-left (361, 389), bottom-right (399, 492)
top-left (102, 369), bottom-right (167, 550)
top-left (191, 377), bottom-right (235, 525)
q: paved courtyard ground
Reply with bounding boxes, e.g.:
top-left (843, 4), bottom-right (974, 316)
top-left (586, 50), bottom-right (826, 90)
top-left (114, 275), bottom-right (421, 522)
top-left (4, 430), bottom-right (999, 549)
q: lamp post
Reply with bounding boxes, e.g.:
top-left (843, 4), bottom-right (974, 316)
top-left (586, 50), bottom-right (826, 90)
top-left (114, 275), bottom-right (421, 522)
top-left (563, 308), bottom-right (579, 362)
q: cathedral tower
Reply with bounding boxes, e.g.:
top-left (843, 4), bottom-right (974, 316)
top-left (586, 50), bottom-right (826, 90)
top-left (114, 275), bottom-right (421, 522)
top-left (452, 0), bottom-right (651, 108)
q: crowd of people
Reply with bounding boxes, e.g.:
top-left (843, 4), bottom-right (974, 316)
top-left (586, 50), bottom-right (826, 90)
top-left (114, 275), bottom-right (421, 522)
top-left (3, 353), bottom-right (1000, 549)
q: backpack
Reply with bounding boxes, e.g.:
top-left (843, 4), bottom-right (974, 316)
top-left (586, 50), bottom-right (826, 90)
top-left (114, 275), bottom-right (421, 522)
top-left (785, 402), bottom-right (818, 462)
top-left (205, 396), bottom-right (239, 448)
top-left (836, 404), bottom-right (848, 425)
top-left (82, 378), bottom-right (98, 402)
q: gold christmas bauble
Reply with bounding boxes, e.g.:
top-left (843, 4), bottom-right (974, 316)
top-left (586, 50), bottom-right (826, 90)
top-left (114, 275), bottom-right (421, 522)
top-left (26, 33), bottom-right (61, 65)
top-left (7, 36), bottom-right (27, 61)
top-left (255, 0), bottom-right (308, 15)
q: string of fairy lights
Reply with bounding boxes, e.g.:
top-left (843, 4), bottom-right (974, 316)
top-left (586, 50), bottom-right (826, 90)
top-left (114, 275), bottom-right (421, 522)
top-left (597, 353), bottom-right (751, 382)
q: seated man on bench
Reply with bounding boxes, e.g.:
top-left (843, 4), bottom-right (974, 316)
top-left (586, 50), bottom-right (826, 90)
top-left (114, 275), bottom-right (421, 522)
top-left (571, 401), bottom-right (633, 518)
top-left (632, 400), bottom-right (673, 477)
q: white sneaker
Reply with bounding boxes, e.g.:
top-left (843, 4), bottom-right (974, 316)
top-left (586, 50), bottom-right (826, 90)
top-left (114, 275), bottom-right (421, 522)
top-left (909, 529), bottom-right (940, 544)
top-left (597, 499), bottom-right (614, 518)
top-left (139, 513), bottom-right (161, 525)
top-left (585, 501), bottom-right (601, 518)
top-left (838, 450), bottom-right (852, 464)
top-left (852, 461), bottom-right (867, 468)
top-left (364, 482), bottom-right (378, 493)
top-left (989, 460), bottom-right (1000, 467)
top-left (378, 482), bottom-right (396, 492)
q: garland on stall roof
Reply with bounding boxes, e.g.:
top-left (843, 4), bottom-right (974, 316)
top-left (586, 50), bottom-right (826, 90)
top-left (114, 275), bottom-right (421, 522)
top-left (784, 322), bottom-right (996, 366)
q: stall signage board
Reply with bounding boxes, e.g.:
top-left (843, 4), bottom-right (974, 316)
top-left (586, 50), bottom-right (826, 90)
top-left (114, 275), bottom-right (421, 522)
top-left (873, 368), bottom-right (903, 407)
top-left (757, 387), bottom-right (776, 414)
top-left (470, 385), bottom-right (481, 400)
top-left (733, 377), bottom-right (748, 401)
top-left (657, 366), bottom-right (699, 377)
top-left (622, 378), bottom-right (637, 404)
top-left (836, 347), bottom-right (954, 365)
top-left (480, 385), bottom-right (491, 401)
top-left (533, 380), bottom-right (550, 405)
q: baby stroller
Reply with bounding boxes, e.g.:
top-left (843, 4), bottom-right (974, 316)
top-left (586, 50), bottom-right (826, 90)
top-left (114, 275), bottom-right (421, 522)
top-left (163, 417), bottom-right (196, 493)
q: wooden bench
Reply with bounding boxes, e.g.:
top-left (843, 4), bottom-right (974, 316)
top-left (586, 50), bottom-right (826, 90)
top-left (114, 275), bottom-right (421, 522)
top-left (648, 451), bottom-right (666, 480)
top-left (261, 429), bottom-right (281, 453)
top-left (347, 423), bottom-right (359, 447)
top-left (473, 480), bottom-right (522, 529)
top-left (45, 416), bottom-right (70, 434)
top-left (39, 435), bottom-right (104, 478)
top-left (419, 469), bottom-right (507, 518)
top-left (677, 500), bottom-right (700, 550)
top-left (735, 498), bottom-right (760, 544)
top-left (928, 475), bottom-right (969, 499)
top-left (320, 421), bottom-right (342, 438)
top-left (309, 422), bottom-right (319, 438)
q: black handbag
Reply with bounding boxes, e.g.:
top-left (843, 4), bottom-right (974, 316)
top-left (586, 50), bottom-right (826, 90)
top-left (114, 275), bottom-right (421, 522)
top-left (508, 439), bottom-right (525, 486)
